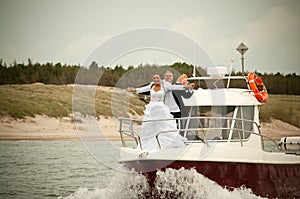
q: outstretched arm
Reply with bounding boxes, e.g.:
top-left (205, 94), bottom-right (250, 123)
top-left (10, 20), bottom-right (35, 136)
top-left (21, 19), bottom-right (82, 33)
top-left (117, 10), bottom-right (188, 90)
top-left (126, 83), bottom-right (152, 94)
top-left (126, 87), bottom-right (136, 92)
top-left (164, 81), bottom-right (192, 91)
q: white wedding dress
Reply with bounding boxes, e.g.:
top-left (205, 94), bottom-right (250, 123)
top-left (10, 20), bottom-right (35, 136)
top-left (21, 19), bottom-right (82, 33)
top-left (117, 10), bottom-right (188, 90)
top-left (139, 85), bottom-right (187, 151)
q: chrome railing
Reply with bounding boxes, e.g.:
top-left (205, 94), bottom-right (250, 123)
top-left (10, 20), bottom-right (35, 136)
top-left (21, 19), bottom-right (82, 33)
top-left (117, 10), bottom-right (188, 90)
top-left (118, 116), bottom-right (280, 151)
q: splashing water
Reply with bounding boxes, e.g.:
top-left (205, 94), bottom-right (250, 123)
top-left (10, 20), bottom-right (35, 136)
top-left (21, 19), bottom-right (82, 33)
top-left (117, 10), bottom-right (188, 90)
top-left (153, 168), bottom-right (263, 199)
top-left (61, 168), bottom-right (265, 199)
top-left (60, 172), bottom-right (150, 199)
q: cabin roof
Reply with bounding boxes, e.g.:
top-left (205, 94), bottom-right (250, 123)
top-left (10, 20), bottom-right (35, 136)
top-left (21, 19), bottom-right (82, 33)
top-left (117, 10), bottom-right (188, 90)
top-left (182, 88), bottom-right (262, 106)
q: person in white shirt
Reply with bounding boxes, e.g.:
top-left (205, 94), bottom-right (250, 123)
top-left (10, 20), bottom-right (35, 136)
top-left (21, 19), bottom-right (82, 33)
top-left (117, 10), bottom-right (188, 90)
top-left (163, 71), bottom-right (194, 120)
top-left (163, 71), bottom-right (181, 119)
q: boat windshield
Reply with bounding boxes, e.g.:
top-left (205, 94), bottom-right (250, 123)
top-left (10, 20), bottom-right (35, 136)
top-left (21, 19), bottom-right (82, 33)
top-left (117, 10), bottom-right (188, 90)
top-left (180, 106), bottom-right (255, 141)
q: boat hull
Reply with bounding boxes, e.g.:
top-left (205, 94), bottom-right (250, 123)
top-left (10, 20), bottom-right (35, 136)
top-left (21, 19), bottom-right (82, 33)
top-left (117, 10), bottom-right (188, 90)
top-left (121, 160), bottom-right (300, 198)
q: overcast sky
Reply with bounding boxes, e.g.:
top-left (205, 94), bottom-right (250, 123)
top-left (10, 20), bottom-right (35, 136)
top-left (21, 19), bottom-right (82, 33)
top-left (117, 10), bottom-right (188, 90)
top-left (0, 0), bottom-right (299, 74)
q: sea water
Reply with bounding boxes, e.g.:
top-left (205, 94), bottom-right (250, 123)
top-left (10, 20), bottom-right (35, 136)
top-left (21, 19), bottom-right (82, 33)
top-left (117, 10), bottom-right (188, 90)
top-left (0, 141), bottom-right (264, 199)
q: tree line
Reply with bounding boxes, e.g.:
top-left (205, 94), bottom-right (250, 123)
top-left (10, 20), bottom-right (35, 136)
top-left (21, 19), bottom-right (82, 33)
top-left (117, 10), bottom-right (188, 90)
top-left (0, 59), bottom-right (299, 94)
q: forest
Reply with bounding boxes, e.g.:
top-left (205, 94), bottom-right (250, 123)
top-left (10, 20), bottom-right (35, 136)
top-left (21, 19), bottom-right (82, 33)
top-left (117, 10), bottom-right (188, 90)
top-left (0, 59), bottom-right (299, 95)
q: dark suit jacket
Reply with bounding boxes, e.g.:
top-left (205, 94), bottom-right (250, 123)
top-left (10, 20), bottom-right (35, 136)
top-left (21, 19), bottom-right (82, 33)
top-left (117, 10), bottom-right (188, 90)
top-left (172, 83), bottom-right (194, 117)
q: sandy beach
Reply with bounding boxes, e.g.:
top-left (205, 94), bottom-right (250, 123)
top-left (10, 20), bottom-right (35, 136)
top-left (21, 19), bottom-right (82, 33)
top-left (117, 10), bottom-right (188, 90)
top-left (0, 115), bottom-right (299, 141)
top-left (0, 115), bottom-right (121, 141)
top-left (260, 119), bottom-right (300, 140)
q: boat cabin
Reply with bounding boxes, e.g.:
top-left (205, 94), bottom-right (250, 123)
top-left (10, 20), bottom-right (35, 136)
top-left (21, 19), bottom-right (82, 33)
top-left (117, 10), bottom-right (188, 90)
top-left (119, 67), bottom-right (299, 153)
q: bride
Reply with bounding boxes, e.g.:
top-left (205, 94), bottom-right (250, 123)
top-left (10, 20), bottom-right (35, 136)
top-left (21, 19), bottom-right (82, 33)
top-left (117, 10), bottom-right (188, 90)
top-left (127, 73), bottom-right (189, 151)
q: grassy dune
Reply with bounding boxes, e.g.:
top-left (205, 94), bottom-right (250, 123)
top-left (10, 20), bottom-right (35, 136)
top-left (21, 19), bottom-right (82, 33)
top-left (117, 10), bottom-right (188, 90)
top-left (0, 84), bottom-right (72, 118)
top-left (0, 84), bottom-right (145, 119)
top-left (259, 94), bottom-right (300, 128)
top-left (0, 84), bottom-right (299, 128)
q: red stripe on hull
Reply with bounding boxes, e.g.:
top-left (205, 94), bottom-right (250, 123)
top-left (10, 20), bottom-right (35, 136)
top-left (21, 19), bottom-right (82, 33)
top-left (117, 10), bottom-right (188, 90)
top-left (122, 160), bottom-right (300, 198)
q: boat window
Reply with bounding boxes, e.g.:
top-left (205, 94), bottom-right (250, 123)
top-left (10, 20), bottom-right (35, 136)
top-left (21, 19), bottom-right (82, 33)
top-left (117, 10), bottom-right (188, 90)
top-left (230, 106), bottom-right (254, 140)
top-left (182, 106), bottom-right (254, 141)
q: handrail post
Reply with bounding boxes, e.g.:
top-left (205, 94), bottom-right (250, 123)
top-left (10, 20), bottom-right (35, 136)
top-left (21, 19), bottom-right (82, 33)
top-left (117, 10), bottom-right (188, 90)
top-left (228, 107), bottom-right (239, 142)
top-left (119, 118), bottom-right (126, 147)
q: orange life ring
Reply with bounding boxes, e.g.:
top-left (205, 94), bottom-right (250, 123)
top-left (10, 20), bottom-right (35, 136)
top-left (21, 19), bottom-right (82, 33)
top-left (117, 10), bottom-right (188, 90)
top-left (248, 72), bottom-right (268, 103)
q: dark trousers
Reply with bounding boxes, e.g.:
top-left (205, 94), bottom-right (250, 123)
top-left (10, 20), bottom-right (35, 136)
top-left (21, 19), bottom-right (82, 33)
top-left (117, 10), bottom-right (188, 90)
top-left (171, 111), bottom-right (181, 128)
top-left (171, 111), bottom-right (181, 118)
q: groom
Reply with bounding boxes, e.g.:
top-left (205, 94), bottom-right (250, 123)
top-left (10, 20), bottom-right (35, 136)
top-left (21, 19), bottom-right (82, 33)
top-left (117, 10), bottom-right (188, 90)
top-left (163, 71), bottom-right (194, 119)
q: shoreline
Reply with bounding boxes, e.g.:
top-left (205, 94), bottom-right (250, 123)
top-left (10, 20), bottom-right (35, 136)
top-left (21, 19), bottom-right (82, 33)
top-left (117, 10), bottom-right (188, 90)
top-left (0, 115), bottom-right (299, 141)
top-left (0, 115), bottom-right (121, 141)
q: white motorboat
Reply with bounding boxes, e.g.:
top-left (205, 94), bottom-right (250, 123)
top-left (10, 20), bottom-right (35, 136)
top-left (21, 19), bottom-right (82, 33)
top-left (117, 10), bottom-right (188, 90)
top-left (118, 67), bottom-right (300, 198)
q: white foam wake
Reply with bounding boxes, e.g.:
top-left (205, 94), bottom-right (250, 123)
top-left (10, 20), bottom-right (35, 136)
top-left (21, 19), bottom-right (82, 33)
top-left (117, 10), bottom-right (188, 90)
top-left (60, 168), bottom-right (265, 199)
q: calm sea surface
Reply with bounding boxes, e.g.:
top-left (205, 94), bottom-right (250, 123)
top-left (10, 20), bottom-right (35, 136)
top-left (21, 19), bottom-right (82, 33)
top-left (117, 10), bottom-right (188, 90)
top-left (0, 141), bottom-right (117, 198)
top-left (0, 141), bottom-right (263, 199)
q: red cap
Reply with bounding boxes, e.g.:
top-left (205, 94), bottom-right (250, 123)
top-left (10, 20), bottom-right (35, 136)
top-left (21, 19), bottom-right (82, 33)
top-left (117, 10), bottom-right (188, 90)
top-left (177, 74), bottom-right (188, 84)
